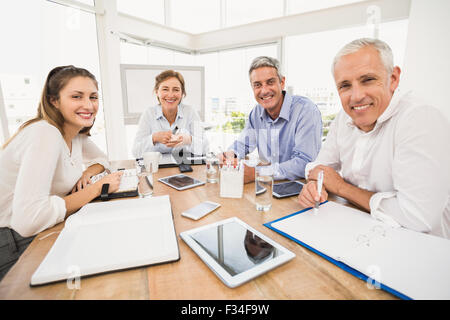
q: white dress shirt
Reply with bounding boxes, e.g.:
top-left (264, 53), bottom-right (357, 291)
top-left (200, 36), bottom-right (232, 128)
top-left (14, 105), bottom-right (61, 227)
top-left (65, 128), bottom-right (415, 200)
top-left (132, 103), bottom-right (208, 158)
top-left (0, 120), bottom-right (110, 237)
top-left (305, 91), bottom-right (450, 239)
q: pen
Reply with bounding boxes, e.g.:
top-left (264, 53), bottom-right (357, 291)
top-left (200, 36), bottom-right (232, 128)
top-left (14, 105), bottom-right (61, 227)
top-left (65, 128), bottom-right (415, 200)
top-left (145, 175), bottom-right (153, 189)
top-left (314, 170), bottom-right (324, 214)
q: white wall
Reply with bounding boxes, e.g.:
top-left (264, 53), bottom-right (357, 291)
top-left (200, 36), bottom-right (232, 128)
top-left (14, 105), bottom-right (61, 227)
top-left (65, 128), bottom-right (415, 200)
top-left (0, 82), bottom-right (9, 145)
top-left (402, 0), bottom-right (450, 121)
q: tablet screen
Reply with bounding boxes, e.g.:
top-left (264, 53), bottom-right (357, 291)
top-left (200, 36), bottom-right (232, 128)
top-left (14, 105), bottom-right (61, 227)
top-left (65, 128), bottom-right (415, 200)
top-left (167, 175), bottom-right (196, 188)
top-left (190, 220), bottom-right (279, 276)
top-left (273, 181), bottom-right (303, 197)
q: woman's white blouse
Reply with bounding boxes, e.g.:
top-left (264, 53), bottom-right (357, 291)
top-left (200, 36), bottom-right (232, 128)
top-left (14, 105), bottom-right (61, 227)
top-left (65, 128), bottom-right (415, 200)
top-left (0, 120), bottom-right (109, 237)
top-left (132, 103), bottom-right (208, 158)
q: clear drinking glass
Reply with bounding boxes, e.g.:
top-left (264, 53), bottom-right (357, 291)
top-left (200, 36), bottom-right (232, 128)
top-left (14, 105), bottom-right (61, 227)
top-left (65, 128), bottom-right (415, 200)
top-left (255, 165), bottom-right (273, 211)
top-left (205, 152), bottom-right (219, 183)
top-left (137, 162), bottom-right (153, 198)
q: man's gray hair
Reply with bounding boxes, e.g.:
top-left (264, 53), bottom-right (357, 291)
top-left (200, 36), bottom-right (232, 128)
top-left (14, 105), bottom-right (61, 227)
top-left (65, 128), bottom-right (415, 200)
top-left (332, 38), bottom-right (394, 75)
top-left (249, 56), bottom-right (283, 81)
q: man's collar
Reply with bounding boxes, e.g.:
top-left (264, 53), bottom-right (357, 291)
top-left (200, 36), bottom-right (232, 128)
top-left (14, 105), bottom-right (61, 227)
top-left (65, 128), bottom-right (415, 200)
top-left (279, 91), bottom-right (292, 121)
top-left (346, 89), bottom-right (407, 131)
top-left (375, 89), bottom-right (405, 126)
top-left (260, 91), bottom-right (292, 122)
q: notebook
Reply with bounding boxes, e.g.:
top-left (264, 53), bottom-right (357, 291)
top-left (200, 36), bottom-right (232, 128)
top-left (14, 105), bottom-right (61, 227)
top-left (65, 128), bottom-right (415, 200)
top-left (90, 169), bottom-right (138, 200)
top-left (159, 152), bottom-right (206, 168)
top-left (30, 195), bottom-right (180, 286)
top-left (160, 153), bottom-right (178, 167)
top-left (264, 201), bottom-right (450, 300)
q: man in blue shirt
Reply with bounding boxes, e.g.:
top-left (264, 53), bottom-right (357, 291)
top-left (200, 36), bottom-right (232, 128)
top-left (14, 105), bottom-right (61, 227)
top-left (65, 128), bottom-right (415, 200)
top-left (221, 56), bottom-right (322, 182)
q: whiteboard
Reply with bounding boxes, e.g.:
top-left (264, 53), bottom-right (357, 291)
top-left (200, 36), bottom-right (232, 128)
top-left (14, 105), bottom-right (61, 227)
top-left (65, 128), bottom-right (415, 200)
top-left (120, 64), bottom-right (205, 124)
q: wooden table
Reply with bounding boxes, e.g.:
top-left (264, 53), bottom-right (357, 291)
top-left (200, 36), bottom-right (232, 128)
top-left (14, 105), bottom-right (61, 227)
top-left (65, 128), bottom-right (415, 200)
top-left (0, 163), bottom-right (396, 300)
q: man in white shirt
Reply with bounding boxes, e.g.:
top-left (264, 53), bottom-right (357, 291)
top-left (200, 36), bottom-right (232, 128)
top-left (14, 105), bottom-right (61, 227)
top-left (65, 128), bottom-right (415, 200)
top-left (298, 38), bottom-right (450, 239)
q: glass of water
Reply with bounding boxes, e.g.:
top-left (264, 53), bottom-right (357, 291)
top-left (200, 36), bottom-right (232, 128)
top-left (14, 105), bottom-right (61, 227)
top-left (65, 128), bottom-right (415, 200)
top-left (205, 152), bottom-right (219, 183)
top-left (137, 162), bottom-right (153, 198)
top-left (255, 165), bottom-right (273, 211)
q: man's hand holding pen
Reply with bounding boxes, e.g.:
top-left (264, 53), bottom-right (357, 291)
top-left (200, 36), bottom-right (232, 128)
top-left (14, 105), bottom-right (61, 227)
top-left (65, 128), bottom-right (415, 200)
top-left (297, 166), bottom-right (332, 209)
top-left (218, 150), bottom-right (238, 166)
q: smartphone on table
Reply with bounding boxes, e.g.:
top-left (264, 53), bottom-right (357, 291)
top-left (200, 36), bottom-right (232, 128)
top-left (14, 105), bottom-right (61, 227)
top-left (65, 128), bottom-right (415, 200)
top-left (181, 201), bottom-right (221, 220)
top-left (179, 163), bottom-right (193, 173)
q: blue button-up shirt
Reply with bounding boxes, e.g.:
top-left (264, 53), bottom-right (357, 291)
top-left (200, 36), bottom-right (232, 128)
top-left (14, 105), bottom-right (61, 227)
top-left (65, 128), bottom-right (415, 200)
top-left (229, 92), bottom-right (322, 180)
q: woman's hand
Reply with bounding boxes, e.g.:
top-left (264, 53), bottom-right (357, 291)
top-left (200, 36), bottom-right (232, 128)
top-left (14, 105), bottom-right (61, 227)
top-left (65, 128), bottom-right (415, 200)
top-left (94, 171), bottom-right (123, 194)
top-left (64, 171), bottom-right (124, 217)
top-left (72, 164), bottom-right (105, 193)
top-left (72, 171), bottom-right (92, 193)
top-left (152, 131), bottom-right (174, 145)
top-left (165, 134), bottom-right (185, 147)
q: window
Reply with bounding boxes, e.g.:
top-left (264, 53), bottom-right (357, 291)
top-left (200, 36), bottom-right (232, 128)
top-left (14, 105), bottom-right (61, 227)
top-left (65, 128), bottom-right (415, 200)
top-left (284, 19), bottom-right (409, 138)
top-left (200, 44), bottom-right (279, 119)
top-left (196, 44), bottom-right (279, 152)
top-left (170, 0), bottom-right (221, 34)
top-left (117, 0), bottom-right (165, 25)
top-left (0, 0), bottom-right (106, 152)
top-left (226, 0), bottom-right (283, 27)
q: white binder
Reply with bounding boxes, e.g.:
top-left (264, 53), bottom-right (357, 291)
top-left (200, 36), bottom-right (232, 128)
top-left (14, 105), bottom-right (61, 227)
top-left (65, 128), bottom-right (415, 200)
top-left (31, 195), bottom-right (179, 286)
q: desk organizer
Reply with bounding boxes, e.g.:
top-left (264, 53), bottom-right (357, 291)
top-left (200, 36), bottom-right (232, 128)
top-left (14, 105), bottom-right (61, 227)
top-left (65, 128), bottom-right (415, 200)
top-left (219, 162), bottom-right (244, 198)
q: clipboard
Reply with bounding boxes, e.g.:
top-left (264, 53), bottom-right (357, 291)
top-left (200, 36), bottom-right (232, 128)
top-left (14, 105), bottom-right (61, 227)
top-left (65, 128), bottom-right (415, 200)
top-left (264, 201), bottom-right (450, 300)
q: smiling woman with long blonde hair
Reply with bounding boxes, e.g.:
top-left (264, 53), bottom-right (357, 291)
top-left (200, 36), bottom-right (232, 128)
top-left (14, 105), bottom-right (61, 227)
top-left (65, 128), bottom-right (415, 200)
top-left (0, 66), bottom-right (123, 280)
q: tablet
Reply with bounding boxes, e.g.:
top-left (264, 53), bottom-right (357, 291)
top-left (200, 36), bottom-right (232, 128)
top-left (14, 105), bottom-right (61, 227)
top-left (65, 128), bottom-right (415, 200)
top-left (158, 174), bottom-right (205, 191)
top-left (180, 217), bottom-right (295, 288)
top-left (272, 181), bottom-right (304, 199)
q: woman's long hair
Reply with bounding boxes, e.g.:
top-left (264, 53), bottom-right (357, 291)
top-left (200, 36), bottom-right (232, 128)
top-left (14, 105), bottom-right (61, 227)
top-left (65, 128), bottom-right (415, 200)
top-left (2, 65), bottom-right (98, 149)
